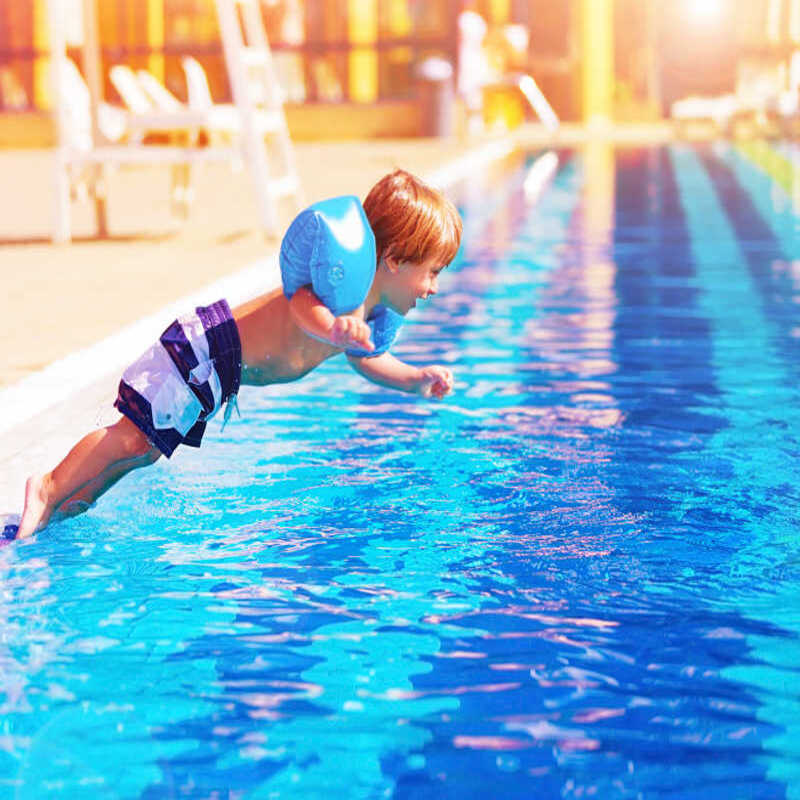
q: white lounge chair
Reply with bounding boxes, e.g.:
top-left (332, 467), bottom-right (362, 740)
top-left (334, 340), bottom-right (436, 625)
top-left (109, 64), bottom-right (200, 216)
top-left (108, 63), bottom-right (233, 139)
top-left (109, 64), bottom-right (151, 114)
top-left (48, 0), bottom-right (301, 242)
top-left (61, 57), bottom-right (128, 150)
top-left (182, 56), bottom-right (221, 112)
top-left (57, 58), bottom-right (129, 203)
top-left (181, 55), bottom-right (283, 134)
top-left (135, 69), bottom-right (184, 113)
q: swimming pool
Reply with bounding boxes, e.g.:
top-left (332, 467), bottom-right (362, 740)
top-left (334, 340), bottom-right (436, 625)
top-left (2, 140), bottom-right (799, 798)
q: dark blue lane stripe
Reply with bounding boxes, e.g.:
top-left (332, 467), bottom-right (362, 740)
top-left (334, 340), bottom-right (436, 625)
top-left (612, 146), bottom-right (723, 441)
top-left (696, 144), bottom-right (800, 381)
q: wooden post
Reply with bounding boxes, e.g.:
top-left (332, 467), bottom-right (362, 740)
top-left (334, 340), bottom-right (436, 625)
top-left (147, 0), bottom-right (165, 80)
top-left (33, 0), bottom-right (51, 109)
top-left (581, 0), bottom-right (613, 127)
top-left (347, 0), bottom-right (378, 103)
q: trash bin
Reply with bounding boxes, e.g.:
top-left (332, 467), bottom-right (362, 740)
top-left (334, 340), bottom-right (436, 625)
top-left (416, 57), bottom-right (455, 137)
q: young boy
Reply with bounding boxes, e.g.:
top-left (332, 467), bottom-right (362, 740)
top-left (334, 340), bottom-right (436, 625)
top-left (15, 169), bottom-right (462, 538)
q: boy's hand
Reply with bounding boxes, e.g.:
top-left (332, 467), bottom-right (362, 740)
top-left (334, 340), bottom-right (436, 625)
top-left (329, 315), bottom-right (374, 352)
top-left (418, 365), bottom-right (454, 400)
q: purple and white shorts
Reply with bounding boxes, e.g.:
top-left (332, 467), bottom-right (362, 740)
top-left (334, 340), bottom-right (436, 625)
top-left (114, 299), bottom-right (242, 457)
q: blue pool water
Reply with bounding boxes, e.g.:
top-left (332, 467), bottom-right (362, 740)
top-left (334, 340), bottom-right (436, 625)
top-left (2, 141), bottom-right (800, 798)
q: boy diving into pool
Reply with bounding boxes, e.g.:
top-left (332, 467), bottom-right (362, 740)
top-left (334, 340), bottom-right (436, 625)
top-left (15, 169), bottom-right (462, 538)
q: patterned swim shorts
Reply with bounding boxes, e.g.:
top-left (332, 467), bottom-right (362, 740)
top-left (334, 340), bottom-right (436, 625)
top-left (114, 299), bottom-right (242, 457)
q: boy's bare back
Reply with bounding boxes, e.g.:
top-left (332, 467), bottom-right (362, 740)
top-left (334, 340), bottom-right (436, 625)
top-left (233, 287), bottom-right (343, 386)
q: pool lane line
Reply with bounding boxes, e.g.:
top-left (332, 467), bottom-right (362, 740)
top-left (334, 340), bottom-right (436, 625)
top-left (697, 143), bottom-right (800, 381)
top-left (726, 141), bottom-right (800, 248)
top-left (733, 139), bottom-right (797, 197)
top-left (733, 138), bottom-right (800, 201)
top-left (607, 145), bottom-right (727, 543)
top-left (604, 147), bottom-right (781, 783)
top-left (671, 144), bottom-right (800, 798)
top-left (610, 147), bottom-right (721, 437)
top-left (0, 137), bottom-right (517, 442)
top-left (722, 140), bottom-right (800, 263)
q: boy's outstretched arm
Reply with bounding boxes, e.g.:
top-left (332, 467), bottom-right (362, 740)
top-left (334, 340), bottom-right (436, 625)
top-left (289, 286), bottom-right (374, 352)
top-left (347, 352), bottom-right (454, 399)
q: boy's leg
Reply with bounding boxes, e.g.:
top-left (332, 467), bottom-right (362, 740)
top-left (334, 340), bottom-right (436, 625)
top-left (18, 415), bottom-right (161, 538)
top-left (55, 441), bottom-right (161, 520)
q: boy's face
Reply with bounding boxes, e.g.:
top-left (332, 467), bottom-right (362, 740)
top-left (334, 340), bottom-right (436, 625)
top-left (382, 255), bottom-right (445, 315)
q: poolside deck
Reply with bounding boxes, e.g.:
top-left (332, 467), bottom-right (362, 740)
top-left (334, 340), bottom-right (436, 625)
top-left (0, 121), bottom-right (672, 516)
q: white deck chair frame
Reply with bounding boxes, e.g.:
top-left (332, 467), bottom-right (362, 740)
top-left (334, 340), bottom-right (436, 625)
top-left (48, 0), bottom-right (302, 242)
top-left (215, 0), bottom-right (303, 226)
top-left (182, 55), bottom-right (277, 136)
top-left (110, 64), bottom-right (197, 216)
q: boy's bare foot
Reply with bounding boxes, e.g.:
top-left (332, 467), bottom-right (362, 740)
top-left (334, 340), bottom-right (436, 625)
top-left (17, 475), bottom-right (53, 538)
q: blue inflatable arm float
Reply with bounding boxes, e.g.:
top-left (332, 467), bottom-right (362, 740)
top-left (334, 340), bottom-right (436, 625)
top-left (279, 195), bottom-right (403, 358)
top-left (280, 195), bottom-right (376, 315)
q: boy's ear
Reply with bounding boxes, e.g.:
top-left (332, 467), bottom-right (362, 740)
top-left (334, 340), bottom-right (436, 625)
top-left (382, 252), bottom-right (401, 273)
